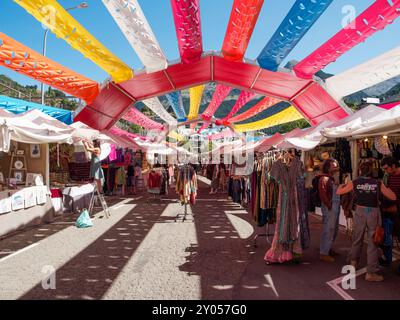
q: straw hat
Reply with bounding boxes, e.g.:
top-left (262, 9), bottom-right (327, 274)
top-left (374, 136), bottom-right (391, 155)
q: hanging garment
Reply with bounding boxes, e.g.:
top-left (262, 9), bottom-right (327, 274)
top-left (148, 171), bottom-right (161, 188)
top-left (265, 158), bottom-right (304, 264)
top-left (176, 166), bottom-right (198, 204)
top-left (297, 175), bottom-right (310, 250)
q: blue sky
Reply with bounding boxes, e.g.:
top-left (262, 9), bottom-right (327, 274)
top-left (1, 0), bottom-right (400, 87)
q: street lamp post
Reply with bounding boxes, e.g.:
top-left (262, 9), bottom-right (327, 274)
top-left (40, 2), bottom-right (89, 105)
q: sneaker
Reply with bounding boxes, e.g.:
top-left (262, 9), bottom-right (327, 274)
top-left (330, 249), bottom-right (340, 257)
top-left (320, 254), bottom-right (335, 263)
top-left (379, 257), bottom-right (391, 267)
top-left (365, 273), bottom-right (384, 282)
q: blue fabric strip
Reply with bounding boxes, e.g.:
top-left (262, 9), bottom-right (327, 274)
top-left (257, 0), bottom-right (333, 72)
top-left (165, 92), bottom-right (187, 122)
top-left (0, 95), bottom-right (73, 124)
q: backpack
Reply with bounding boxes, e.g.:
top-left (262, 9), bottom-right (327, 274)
top-left (311, 176), bottom-right (322, 208)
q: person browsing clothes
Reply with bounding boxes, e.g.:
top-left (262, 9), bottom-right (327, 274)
top-left (337, 160), bottom-right (396, 282)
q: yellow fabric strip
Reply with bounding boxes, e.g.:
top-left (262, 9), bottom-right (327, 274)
top-left (15, 0), bottom-right (133, 83)
top-left (234, 106), bottom-right (303, 132)
top-left (188, 85), bottom-right (205, 120)
top-left (168, 130), bottom-right (185, 142)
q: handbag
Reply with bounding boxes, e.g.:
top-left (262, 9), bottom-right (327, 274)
top-left (75, 209), bottom-right (93, 228)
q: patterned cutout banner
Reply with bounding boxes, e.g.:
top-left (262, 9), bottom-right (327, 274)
top-left (15, 0), bottom-right (133, 83)
top-left (166, 92), bottom-right (187, 122)
top-left (294, 0), bottom-right (400, 79)
top-left (228, 96), bottom-right (282, 124)
top-left (123, 106), bottom-right (164, 131)
top-left (102, 0), bottom-right (168, 73)
top-left (234, 106), bottom-right (303, 132)
top-left (170, 0), bottom-right (203, 64)
top-left (0, 32), bottom-right (99, 104)
top-left (222, 0), bottom-right (264, 62)
top-left (257, 0), bottom-right (333, 71)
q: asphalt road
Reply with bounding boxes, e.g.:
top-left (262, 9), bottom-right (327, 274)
top-left (0, 180), bottom-right (399, 300)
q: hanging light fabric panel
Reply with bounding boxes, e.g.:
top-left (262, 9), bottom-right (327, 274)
top-left (188, 85), bottom-right (205, 120)
top-left (170, 0), bottom-right (203, 64)
top-left (202, 84), bottom-right (233, 121)
top-left (0, 32), bottom-right (99, 104)
top-left (123, 107), bottom-right (164, 131)
top-left (234, 106), bottom-right (303, 132)
top-left (257, 0), bottom-right (333, 71)
top-left (325, 45), bottom-right (400, 100)
top-left (217, 91), bottom-right (256, 125)
top-left (222, 0), bottom-right (264, 62)
top-left (207, 129), bottom-right (236, 140)
top-left (14, 0), bottom-right (133, 83)
top-left (166, 92), bottom-right (187, 122)
top-left (168, 130), bottom-right (185, 142)
top-left (227, 96), bottom-right (282, 124)
top-left (109, 126), bottom-right (149, 141)
top-left (102, 0), bottom-right (168, 73)
top-left (294, 0), bottom-right (400, 79)
top-left (141, 98), bottom-right (177, 125)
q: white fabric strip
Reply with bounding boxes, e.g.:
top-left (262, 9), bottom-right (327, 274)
top-left (142, 98), bottom-right (177, 125)
top-left (102, 0), bottom-right (168, 72)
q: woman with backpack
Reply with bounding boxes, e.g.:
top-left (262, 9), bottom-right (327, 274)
top-left (337, 160), bottom-right (396, 282)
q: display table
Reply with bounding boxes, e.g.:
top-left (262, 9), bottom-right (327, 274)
top-left (0, 186), bottom-right (54, 238)
top-left (50, 188), bottom-right (63, 216)
top-left (62, 183), bottom-right (94, 214)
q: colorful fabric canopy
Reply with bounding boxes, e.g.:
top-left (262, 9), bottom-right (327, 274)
top-left (294, 0), bottom-right (400, 79)
top-left (166, 92), bottom-right (187, 122)
top-left (217, 91), bottom-right (256, 125)
top-left (326, 46), bottom-right (400, 100)
top-left (141, 98), bottom-right (177, 125)
top-left (0, 95), bottom-right (73, 124)
top-left (15, 0), bottom-right (133, 83)
top-left (228, 96), bottom-right (282, 124)
top-left (188, 85), bottom-right (205, 120)
top-left (102, 0), bottom-right (168, 73)
top-left (257, 0), bottom-right (333, 71)
top-left (0, 32), bottom-right (99, 104)
top-left (123, 107), bottom-right (164, 131)
top-left (234, 106), bottom-right (303, 132)
top-left (222, 0), bottom-right (264, 62)
top-left (202, 84), bottom-right (232, 121)
top-left (170, 0), bottom-right (203, 64)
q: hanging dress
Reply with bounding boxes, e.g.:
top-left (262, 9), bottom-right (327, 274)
top-left (264, 158), bottom-right (303, 264)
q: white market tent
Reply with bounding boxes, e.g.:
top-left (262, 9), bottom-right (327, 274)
top-left (322, 104), bottom-right (400, 138)
top-left (0, 109), bottom-right (74, 152)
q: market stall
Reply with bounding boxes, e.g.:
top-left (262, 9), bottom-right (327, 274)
top-left (0, 108), bottom-right (75, 238)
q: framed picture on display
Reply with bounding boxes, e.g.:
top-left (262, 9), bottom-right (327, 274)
top-left (14, 171), bottom-right (23, 183)
top-left (30, 144), bottom-right (41, 158)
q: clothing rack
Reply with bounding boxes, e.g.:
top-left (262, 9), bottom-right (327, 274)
top-left (175, 164), bottom-right (196, 222)
top-left (251, 153), bottom-right (277, 248)
top-left (254, 222), bottom-right (274, 247)
top-left (147, 167), bottom-right (167, 202)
